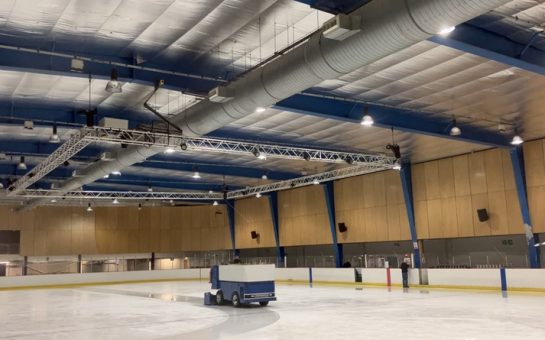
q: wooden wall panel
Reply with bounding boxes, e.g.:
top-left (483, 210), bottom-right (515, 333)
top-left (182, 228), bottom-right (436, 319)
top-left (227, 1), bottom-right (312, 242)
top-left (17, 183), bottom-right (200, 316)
top-left (426, 199), bottom-right (443, 239)
top-left (468, 152), bottom-right (488, 194)
top-left (412, 163), bottom-right (427, 202)
top-left (524, 141), bottom-right (545, 187)
top-left (235, 198), bottom-right (275, 249)
top-left (453, 155), bottom-right (471, 196)
top-left (334, 170), bottom-right (410, 243)
top-left (438, 158), bottom-right (455, 198)
top-left (424, 162), bottom-right (440, 200)
top-left (279, 185), bottom-right (330, 246)
top-left (455, 196), bottom-right (474, 237)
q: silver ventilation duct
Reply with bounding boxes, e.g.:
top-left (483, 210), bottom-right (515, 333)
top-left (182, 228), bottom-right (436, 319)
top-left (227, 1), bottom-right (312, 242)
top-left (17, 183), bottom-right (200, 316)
top-left (23, 0), bottom-right (509, 209)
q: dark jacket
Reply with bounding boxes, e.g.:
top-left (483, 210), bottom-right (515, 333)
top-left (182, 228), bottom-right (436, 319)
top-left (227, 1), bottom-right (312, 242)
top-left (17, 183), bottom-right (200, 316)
top-left (400, 262), bottom-right (409, 273)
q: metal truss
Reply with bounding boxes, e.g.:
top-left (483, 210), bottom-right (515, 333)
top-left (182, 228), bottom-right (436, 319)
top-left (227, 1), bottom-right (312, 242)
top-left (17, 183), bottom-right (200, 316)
top-left (20, 190), bottom-right (224, 200)
top-left (7, 129), bottom-right (93, 195)
top-left (6, 126), bottom-right (394, 199)
top-left (86, 127), bottom-right (395, 165)
top-left (227, 162), bottom-right (395, 199)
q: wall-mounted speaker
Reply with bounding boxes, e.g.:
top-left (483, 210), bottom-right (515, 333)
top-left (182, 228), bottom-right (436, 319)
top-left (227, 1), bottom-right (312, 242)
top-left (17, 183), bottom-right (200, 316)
top-left (338, 222), bottom-right (347, 233)
top-left (477, 209), bottom-right (489, 222)
top-left (251, 230), bottom-right (259, 239)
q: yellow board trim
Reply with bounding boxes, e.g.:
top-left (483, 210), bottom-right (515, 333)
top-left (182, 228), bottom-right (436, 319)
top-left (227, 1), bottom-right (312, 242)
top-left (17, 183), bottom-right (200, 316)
top-left (2, 277), bottom-right (545, 295)
top-left (0, 278), bottom-right (203, 292)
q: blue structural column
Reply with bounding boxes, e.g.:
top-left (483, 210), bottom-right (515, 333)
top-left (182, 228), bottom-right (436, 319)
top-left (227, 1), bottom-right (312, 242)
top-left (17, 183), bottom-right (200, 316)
top-left (510, 147), bottom-right (540, 268)
top-left (399, 162), bottom-right (422, 268)
top-left (268, 192), bottom-right (285, 267)
top-left (323, 181), bottom-right (343, 268)
top-left (226, 200), bottom-right (240, 258)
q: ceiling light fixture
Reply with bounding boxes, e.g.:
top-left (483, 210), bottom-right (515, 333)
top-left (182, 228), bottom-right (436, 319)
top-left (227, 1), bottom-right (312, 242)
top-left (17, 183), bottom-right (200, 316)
top-left (361, 107), bottom-right (374, 127)
top-left (511, 135), bottom-right (524, 145)
top-left (105, 68), bottom-right (122, 93)
top-left (86, 203), bottom-right (93, 212)
top-left (50, 198), bottom-right (57, 203)
top-left (111, 171), bottom-right (122, 176)
top-left (252, 148), bottom-right (267, 160)
top-left (49, 125), bottom-right (60, 143)
top-left (256, 192), bottom-right (262, 198)
top-left (393, 160), bottom-right (402, 171)
top-left (180, 141), bottom-right (188, 151)
top-left (164, 147), bottom-right (175, 154)
top-left (17, 156), bottom-right (27, 170)
top-left (255, 107), bottom-right (266, 113)
top-left (112, 198), bottom-right (119, 205)
top-left (138, 203), bottom-right (142, 211)
top-left (261, 174), bottom-right (268, 180)
top-left (192, 171), bottom-right (201, 179)
top-left (148, 186), bottom-right (153, 192)
top-left (438, 26), bottom-right (456, 35)
top-left (213, 200), bottom-right (219, 206)
top-left (449, 119), bottom-right (461, 136)
top-left (312, 178), bottom-right (320, 185)
top-left (103, 174), bottom-right (109, 179)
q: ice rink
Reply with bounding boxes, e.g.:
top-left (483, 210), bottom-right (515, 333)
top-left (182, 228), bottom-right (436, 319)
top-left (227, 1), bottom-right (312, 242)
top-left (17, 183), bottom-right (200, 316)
top-left (1, 281), bottom-right (545, 339)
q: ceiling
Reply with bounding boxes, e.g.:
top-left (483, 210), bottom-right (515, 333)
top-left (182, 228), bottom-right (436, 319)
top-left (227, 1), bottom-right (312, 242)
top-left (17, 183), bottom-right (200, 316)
top-left (0, 0), bottom-right (544, 202)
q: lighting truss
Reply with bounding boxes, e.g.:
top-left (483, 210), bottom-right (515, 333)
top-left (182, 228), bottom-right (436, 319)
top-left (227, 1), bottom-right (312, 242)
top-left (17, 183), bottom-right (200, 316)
top-left (7, 129), bottom-right (93, 195)
top-left (6, 126), bottom-right (395, 199)
top-left (85, 127), bottom-right (394, 165)
top-left (20, 190), bottom-right (224, 201)
top-left (227, 162), bottom-right (395, 199)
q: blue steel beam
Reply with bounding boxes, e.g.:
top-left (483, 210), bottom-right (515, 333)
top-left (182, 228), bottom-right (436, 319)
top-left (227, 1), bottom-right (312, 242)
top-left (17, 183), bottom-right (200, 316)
top-left (510, 146), bottom-right (540, 268)
top-left (268, 192), bottom-right (285, 266)
top-left (226, 200), bottom-right (238, 256)
top-left (293, 0), bottom-right (372, 14)
top-left (0, 103), bottom-right (151, 128)
top-left (0, 46), bottom-right (220, 94)
top-left (275, 94), bottom-right (512, 148)
top-left (429, 23), bottom-right (545, 78)
top-left (323, 181), bottom-right (343, 268)
top-left (399, 162), bottom-right (421, 268)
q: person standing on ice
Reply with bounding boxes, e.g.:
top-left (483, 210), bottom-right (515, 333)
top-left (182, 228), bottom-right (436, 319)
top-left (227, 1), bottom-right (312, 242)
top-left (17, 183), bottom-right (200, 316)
top-left (400, 260), bottom-right (410, 288)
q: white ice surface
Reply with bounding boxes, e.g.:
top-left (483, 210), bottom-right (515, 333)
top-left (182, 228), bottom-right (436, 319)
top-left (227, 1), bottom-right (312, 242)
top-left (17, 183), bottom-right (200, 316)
top-left (1, 281), bottom-right (545, 339)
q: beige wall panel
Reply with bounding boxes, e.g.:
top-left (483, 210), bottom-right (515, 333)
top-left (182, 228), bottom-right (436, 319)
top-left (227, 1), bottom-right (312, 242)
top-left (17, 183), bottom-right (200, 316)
top-left (424, 162), bottom-right (440, 200)
top-left (414, 201), bottom-right (429, 239)
top-left (501, 150), bottom-right (516, 190)
top-left (528, 186), bottom-right (545, 233)
top-left (455, 196), bottom-right (474, 237)
top-left (426, 199), bottom-right (443, 239)
top-left (472, 194), bottom-right (491, 236)
top-left (488, 191), bottom-right (509, 236)
top-left (19, 224), bottom-right (34, 256)
top-left (0, 206), bottom-right (10, 229)
top-left (505, 189), bottom-right (524, 234)
top-left (385, 170), bottom-right (403, 205)
top-left (468, 152), bottom-right (488, 194)
top-left (279, 186), bottom-right (329, 246)
top-left (386, 204), bottom-right (401, 241)
top-left (148, 208), bottom-right (162, 251)
top-left (524, 140), bottom-right (545, 187)
top-left (437, 158), bottom-right (456, 198)
top-left (453, 154), bottom-right (471, 196)
top-left (484, 149), bottom-right (505, 193)
top-left (412, 163), bottom-right (427, 202)
top-left (235, 198), bottom-right (275, 249)
top-left (363, 207), bottom-right (378, 241)
top-left (363, 173), bottom-right (386, 208)
top-left (398, 204), bottom-right (411, 240)
top-left (71, 209), bottom-right (97, 255)
top-left (441, 197), bottom-right (458, 238)
top-left (33, 228), bottom-right (47, 256)
top-left (137, 208), bottom-right (151, 252)
top-left (372, 206), bottom-right (388, 241)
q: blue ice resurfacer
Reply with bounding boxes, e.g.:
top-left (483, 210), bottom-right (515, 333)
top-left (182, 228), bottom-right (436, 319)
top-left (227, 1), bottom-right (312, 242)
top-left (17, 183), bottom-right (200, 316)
top-left (204, 264), bottom-right (276, 307)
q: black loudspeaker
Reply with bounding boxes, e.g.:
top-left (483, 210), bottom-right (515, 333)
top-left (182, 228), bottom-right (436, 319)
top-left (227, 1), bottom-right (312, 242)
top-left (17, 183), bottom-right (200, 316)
top-left (338, 222), bottom-right (348, 233)
top-left (251, 231), bottom-right (259, 239)
top-left (477, 209), bottom-right (489, 222)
